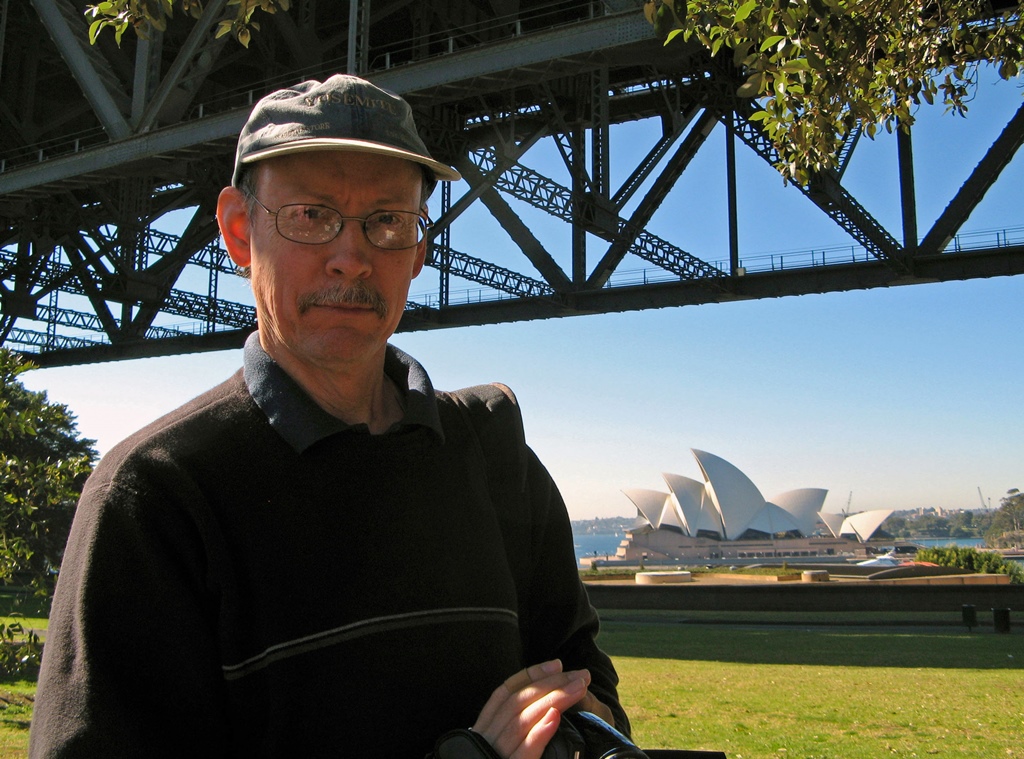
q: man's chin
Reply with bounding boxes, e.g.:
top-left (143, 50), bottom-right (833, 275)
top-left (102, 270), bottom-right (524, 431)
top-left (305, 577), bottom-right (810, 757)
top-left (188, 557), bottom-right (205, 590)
top-left (303, 328), bottom-right (390, 365)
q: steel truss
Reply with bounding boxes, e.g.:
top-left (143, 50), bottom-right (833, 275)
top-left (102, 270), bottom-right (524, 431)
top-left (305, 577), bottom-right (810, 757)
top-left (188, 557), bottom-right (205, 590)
top-left (1, 0), bottom-right (1022, 366)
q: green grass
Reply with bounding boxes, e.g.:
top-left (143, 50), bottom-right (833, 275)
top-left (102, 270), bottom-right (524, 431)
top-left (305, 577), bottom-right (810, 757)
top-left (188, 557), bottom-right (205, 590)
top-left (0, 679), bottom-right (34, 756)
top-left (0, 593), bottom-right (49, 637)
top-left (0, 594), bottom-right (46, 758)
top-left (1, 606), bottom-right (1021, 759)
top-left (599, 611), bottom-right (1024, 759)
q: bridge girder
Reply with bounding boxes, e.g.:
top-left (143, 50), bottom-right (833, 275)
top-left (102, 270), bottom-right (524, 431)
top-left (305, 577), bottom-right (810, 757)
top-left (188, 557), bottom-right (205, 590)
top-left (1, 0), bottom-right (1022, 367)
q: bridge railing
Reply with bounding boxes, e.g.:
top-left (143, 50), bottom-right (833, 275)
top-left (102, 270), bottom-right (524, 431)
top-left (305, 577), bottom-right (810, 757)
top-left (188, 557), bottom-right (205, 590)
top-left (408, 224), bottom-right (1024, 306)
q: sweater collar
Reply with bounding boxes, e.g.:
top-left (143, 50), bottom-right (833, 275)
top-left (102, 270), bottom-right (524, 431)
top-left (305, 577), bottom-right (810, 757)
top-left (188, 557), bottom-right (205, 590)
top-left (242, 331), bottom-right (444, 452)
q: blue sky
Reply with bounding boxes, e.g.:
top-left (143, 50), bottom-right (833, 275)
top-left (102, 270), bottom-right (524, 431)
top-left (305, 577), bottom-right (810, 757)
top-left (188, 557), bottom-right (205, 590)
top-left (20, 68), bottom-right (1024, 521)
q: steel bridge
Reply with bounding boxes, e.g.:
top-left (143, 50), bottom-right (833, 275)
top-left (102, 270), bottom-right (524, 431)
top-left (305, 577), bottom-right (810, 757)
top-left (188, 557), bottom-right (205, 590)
top-left (2, 0), bottom-right (1023, 367)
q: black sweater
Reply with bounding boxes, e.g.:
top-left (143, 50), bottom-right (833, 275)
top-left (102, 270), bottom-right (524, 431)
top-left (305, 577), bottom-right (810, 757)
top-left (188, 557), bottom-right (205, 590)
top-left (29, 370), bottom-right (625, 757)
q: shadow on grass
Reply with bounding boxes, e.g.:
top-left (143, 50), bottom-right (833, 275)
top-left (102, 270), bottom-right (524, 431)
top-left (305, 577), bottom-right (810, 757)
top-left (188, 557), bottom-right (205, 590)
top-left (597, 612), bottom-right (1024, 670)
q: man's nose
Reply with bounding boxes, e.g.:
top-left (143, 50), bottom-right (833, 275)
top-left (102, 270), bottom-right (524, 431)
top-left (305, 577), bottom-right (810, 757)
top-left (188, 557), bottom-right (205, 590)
top-left (324, 220), bottom-right (373, 278)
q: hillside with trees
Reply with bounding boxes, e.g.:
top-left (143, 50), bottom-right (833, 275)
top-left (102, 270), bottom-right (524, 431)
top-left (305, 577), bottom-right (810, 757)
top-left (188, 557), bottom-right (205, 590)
top-left (0, 348), bottom-right (97, 673)
top-left (881, 495), bottom-right (1022, 547)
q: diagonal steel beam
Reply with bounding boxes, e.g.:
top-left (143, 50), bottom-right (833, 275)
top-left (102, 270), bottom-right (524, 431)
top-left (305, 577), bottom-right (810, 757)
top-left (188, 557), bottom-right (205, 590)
top-left (470, 146), bottom-right (721, 283)
top-left (588, 109), bottom-right (722, 288)
top-left (453, 158), bottom-right (572, 291)
top-left (919, 101), bottom-right (1024, 255)
top-left (135, 0), bottom-right (231, 131)
top-left (431, 245), bottom-right (554, 298)
top-left (723, 102), bottom-right (909, 275)
top-left (30, 0), bottom-right (131, 139)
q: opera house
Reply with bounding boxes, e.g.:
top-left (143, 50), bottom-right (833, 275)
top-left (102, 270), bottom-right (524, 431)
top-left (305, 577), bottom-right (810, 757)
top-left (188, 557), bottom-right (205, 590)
top-left (601, 449), bottom-right (893, 565)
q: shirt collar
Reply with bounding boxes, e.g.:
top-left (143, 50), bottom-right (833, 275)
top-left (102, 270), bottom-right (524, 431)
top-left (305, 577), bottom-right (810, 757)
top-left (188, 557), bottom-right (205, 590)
top-left (242, 331), bottom-right (444, 452)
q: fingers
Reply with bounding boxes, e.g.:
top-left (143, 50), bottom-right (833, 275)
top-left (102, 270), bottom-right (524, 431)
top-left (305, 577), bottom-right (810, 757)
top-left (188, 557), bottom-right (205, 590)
top-left (473, 660), bottom-right (593, 759)
top-left (476, 660), bottom-right (562, 729)
top-left (514, 706), bottom-right (562, 759)
top-left (502, 660), bottom-right (564, 695)
top-left (574, 691), bottom-right (616, 728)
top-left (502, 666), bottom-right (540, 694)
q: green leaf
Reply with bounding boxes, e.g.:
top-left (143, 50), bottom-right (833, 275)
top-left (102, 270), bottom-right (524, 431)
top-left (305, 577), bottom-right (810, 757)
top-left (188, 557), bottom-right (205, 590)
top-left (88, 19), bottom-right (105, 44)
top-left (737, 71), bottom-right (763, 98)
top-left (779, 58), bottom-right (811, 73)
top-left (734, 0), bottom-right (757, 24)
top-left (665, 28), bottom-right (685, 46)
top-left (760, 35), bottom-right (785, 52)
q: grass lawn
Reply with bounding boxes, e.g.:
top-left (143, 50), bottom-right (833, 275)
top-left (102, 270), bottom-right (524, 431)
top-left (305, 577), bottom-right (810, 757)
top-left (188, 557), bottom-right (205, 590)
top-left (0, 593), bottom-right (47, 758)
top-left (1, 605), bottom-right (1020, 758)
top-left (600, 611), bottom-right (1024, 759)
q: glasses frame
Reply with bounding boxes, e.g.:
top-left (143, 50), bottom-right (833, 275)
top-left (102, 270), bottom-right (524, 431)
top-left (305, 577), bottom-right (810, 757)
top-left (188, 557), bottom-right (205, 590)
top-left (247, 195), bottom-right (432, 250)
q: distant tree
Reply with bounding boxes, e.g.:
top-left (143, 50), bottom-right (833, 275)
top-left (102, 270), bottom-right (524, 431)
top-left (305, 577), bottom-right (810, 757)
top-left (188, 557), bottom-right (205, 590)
top-left (645, 0), bottom-right (1024, 185)
top-left (913, 513), bottom-right (952, 537)
top-left (881, 515), bottom-right (910, 538)
top-left (0, 349), bottom-right (97, 674)
top-left (986, 488), bottom-right (1024, 547)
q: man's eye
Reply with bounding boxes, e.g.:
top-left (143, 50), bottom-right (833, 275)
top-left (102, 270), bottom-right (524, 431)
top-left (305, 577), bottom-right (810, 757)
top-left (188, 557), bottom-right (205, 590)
top-left (373, 212), bottom-right (401, 226)
top-left (298, 206), bottom-right (329, 222)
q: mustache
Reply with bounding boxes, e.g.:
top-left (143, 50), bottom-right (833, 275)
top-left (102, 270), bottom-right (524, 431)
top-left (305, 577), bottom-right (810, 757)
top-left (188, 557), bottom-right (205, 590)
top-left (297, 282), bottom-right (389, 319)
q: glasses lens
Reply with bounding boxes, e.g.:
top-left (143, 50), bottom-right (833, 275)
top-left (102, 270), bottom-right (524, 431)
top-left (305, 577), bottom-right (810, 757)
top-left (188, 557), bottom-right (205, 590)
top-left (365, 211), bottom-right (425, 250)
top-left (276, 204), bottom-right (343, 244)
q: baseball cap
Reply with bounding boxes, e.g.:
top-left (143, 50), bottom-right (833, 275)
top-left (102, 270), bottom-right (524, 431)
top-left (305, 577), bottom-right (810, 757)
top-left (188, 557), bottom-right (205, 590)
top-left (231, 74), bottom-right (461, 187)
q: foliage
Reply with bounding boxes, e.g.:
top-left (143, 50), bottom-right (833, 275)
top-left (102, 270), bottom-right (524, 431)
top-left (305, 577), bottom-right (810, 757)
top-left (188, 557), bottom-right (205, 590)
top-left (0, 349), bottom-right (96, 674)
top-left (644, 0), bottom-right (1024, 185)
top-left (915, 544), bottom-right (1024, 582)
top-left (85, 0), bottom-right (291, 48)
top-left (986, 487), bottom-right (1024, 546)
top-left (0, 620), bottom-right (40, 680)
top-left (882, 508), bottom-right (996, 539)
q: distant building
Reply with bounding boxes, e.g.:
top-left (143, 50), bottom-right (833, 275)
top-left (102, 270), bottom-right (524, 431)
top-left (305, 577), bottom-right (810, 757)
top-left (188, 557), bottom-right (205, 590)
top-left (603, 449), bottom-right (893, 565)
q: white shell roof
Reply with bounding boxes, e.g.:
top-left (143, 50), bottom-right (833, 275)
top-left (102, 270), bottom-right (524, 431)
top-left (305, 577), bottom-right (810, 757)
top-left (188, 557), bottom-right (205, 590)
top-left (744, 502), bottom-right (802, 535)
top-left (622, 488), bottom-right (670, 529)
top-left (841, 509), bottom-right (894, 542)
top-left (819, 511), bottom-right (846, 538)
top-left (658, 495), bottom-right (687, 533)
top-left (768, 488), bottom-right (828, 536)
top-left (691, 449), bottom-right (766, 540)
top-left (625, 450), bottom-right (891, 543)
top-left (662, 472), bottom-right (723, 536)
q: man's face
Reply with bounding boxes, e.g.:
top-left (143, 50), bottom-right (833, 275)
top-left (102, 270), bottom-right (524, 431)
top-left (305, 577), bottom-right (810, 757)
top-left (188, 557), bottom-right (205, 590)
top-left (226, 151), bottom-right (427, 376)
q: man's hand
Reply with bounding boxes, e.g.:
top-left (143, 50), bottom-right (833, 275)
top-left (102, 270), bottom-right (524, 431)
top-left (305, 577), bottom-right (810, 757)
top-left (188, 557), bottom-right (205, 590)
top-left (574, 689), bottom-right (616, 727)
top-left (472, 660), bottom-right (595, 759)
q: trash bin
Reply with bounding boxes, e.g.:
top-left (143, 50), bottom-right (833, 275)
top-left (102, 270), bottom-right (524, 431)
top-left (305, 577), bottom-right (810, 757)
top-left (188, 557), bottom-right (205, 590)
top-left (962, 604), bottom-right (977, 631)
top-left (992, 607), bottom-right (1011, 634)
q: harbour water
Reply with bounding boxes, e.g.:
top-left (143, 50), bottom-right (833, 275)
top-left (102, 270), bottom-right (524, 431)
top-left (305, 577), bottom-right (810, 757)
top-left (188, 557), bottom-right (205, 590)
top-left (573, 533), bottom-right (625, 566)
top-left (913, 537), bottom-right (986, 548)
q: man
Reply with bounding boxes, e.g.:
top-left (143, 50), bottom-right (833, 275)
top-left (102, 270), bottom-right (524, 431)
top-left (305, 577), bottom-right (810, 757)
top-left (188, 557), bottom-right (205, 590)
top-left (29, 74), bottom-right (627, 758)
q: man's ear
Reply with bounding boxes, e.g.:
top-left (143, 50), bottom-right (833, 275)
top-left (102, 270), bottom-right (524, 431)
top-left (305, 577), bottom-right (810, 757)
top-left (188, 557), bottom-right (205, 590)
top-left (217, 186), bottom-right (253, 268)
top-left (411, 203), bottom-right (429, 278)
top-left (411, 238), bottom-right (427, 279)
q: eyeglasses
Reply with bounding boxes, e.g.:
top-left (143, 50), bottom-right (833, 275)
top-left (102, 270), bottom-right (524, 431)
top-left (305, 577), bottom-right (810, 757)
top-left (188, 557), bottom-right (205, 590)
top-left (247, 195), bottom-right (431, 250)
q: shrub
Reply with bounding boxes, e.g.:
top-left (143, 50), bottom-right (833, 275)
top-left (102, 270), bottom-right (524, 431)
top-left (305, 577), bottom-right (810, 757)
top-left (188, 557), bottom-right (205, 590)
top-left (916, 546), bottom-right (1023, 584)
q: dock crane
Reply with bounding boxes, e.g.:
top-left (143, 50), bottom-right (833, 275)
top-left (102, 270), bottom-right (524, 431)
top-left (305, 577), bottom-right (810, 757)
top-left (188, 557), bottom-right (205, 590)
top-left (977, 487), bottom-right (991, 510)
